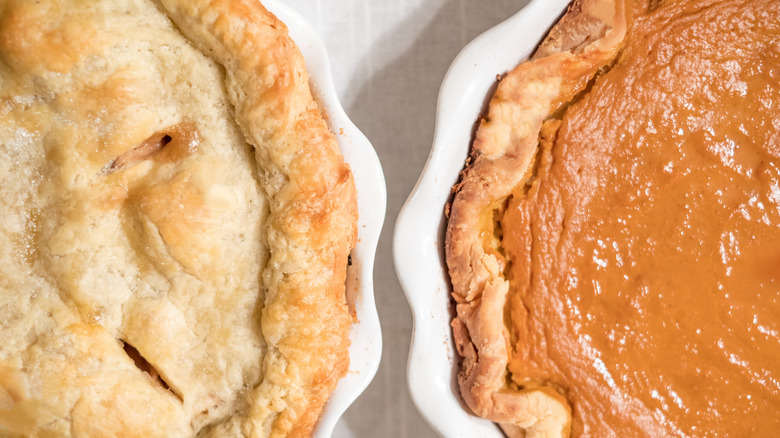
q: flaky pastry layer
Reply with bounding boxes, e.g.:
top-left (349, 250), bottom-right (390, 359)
top-left (0, 0), bottom-right (357, 437)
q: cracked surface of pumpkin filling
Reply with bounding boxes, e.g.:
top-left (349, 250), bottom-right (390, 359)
top-left (0, 0), bottom-right (357, 437)
top-left (447, 0), bottom-right (780, 437)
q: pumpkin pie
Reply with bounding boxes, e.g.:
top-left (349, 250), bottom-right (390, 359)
top-left (447, 0), bottom-right (780, 436)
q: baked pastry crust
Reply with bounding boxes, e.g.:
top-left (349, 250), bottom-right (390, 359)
top-left (0, 0), bottom-right (357, 436)
top-left (445, 0), bottom-right (626, 436)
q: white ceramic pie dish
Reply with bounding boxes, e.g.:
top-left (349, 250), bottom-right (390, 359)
top-left (262, 1), bottom-right (386, 436)
top-left (394, 1), bottom-right (572, 436)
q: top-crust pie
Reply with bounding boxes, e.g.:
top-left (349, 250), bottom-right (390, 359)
top-left (446, 0), bottom-right (780, 436)
top-left (0, 0), bottom-right (357, 436)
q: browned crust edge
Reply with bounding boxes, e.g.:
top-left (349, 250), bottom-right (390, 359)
top-left (154, 1), bottom-right (358, 437)
top-left (445, 0), bottom-right (628, 436)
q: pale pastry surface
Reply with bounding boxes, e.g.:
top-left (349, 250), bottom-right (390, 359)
top-left (0, 0), bottom-right (357, 437)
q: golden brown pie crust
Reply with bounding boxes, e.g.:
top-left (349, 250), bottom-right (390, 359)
top-left (0, 0), bottom-right (356, 436)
